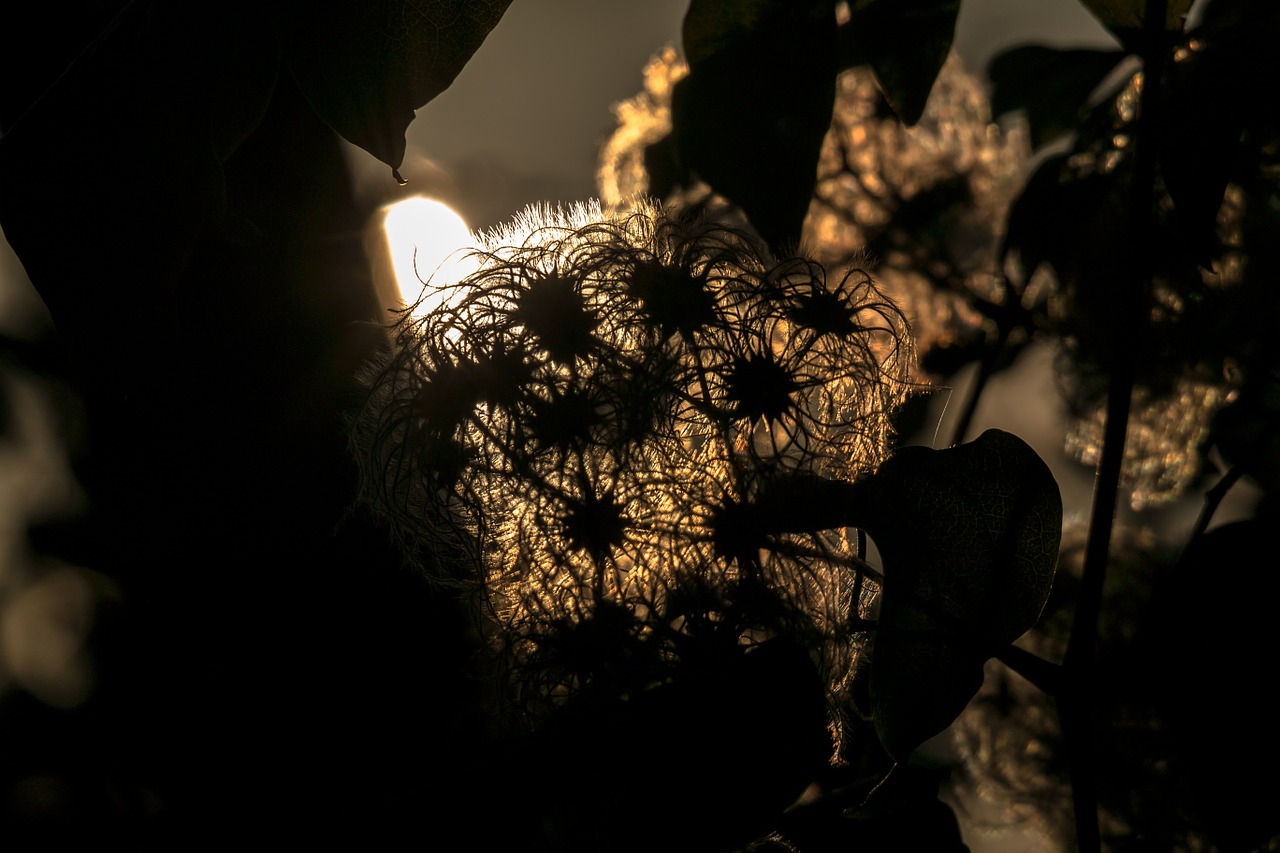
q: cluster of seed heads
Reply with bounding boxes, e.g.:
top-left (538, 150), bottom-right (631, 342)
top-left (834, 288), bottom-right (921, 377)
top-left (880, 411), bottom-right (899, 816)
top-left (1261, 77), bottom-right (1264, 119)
top-left (352, 197), bottom-right (912, 736)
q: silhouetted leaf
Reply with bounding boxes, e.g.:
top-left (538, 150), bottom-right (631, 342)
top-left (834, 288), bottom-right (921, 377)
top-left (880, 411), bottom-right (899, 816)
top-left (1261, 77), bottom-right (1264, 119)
top-left (999, 153), bottom-right (1075, 280)
top-left (0, 4), bottom-right (276, 392)
top-left (1159, 0), bottom-right (1280, 268)
top-left (279, 0), bottom-right (513, 179)
top-left (1001, 148), bottom-right (1133, 308)
top-left (475, 636), bottom-right (832, 852)
top-left (847, 764), bottom-right (969, 851)
top-left (1079, 0), bottom-right (1193, 45)
top-left (987, 45), bottom-right (1129, 149)
top-left (847, 0), bottom-right (960, 126)
top-left (778, 763), bottom-right (969, 851)
top-left (855, 429), bottom-right (1062, 760)
top-left (673, 0), bottom-right (838, 253)
top-left (1139, 517), bottom-right (1280, 852)
top-left (0, 1), bottom-right (512, 395)
top-left (1209, 379), bottom-right (1280, 495)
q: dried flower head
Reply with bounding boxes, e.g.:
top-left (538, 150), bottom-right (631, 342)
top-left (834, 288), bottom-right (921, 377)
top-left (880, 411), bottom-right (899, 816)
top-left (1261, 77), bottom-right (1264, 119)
top-left (597, 47), bottom-right (1032, 373)
top-left (351, 196), bottom-right (911, 746)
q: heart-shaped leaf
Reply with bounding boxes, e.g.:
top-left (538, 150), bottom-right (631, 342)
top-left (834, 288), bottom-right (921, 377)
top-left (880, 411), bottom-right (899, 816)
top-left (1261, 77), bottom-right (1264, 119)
top-left (854, 429), bottom-right (1062, 760)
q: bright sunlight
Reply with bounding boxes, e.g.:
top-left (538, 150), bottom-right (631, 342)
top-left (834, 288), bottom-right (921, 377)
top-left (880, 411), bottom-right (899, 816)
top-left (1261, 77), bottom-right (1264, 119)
top-left (382, 196), bottom-right (481, 314)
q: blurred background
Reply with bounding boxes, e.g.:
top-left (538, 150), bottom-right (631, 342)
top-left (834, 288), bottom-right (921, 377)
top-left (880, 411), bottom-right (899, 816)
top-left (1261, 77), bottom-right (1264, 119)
top-left (0, 0), bottom-right (1264, 849)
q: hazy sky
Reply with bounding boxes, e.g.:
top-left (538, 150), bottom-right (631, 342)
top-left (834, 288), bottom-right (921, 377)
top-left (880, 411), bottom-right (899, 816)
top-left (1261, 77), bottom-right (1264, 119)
top-left (354, 0), bottom-right (1118, 232)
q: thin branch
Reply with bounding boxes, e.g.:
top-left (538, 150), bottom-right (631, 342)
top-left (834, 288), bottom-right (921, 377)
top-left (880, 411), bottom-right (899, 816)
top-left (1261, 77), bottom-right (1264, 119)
top-left (1058, 4), bottom-right (1168, 852)
top-left (947, 325), bottom-right (1009, 447)
top-left (994, 643), bottom-right (1063, 697)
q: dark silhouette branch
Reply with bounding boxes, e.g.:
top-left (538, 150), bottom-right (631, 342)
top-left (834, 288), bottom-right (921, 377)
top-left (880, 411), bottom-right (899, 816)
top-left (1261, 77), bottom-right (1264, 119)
top-left (1059, 4), bottom-right (1168, 851)
top-left (994, 642), bottom-right (1062, 697)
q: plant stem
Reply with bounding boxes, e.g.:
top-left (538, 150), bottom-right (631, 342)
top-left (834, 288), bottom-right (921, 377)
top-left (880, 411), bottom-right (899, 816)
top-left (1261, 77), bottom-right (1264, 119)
top-left (994, 643), bottom-right (1062, 697)
top-left (947, 326), bottom-right (1009, 447)
top-left (1058, 4), bottom-right (1167, 851)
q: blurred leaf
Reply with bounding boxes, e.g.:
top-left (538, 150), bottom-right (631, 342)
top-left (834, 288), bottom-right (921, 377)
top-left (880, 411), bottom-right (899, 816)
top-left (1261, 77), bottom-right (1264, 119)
top-left (0, 1), bottom-right (511, 395)
top-left (1209, 381), bottom-right (1280, 495)
top-left (279, 0), bottom-right (513, 179)
top-left (1001, 148), bottom-right (1133, 309)
top-left (987, 45), bottom-right (1129, 149)
top-left (673, 0), bottom-right (837, 253)
top-left (1140, 517), bottom-right (1280, 851)
top-left (845, 764), bottom-right (970, 851)
top-left (483, 636), bottom-right (832, 852)
top-left (855, 429), bottom-right (1062, 760)
top-left (847, 0), bottom-right (960, 126)
top-left (999, 152), bottom-right (1076, 280)
top-left (680, 0), bottom-right (775, 66)
top-left (1159, 0), bottom-right (1280, 268)
top-left (0, 4), bottom-right (274, 391)
top-left (1079, 0), bottom-right (1193, 42)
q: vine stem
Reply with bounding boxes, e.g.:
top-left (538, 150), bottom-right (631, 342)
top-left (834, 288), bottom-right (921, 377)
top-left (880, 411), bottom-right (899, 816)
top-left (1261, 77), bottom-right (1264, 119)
top-left (1058, 4), bottom-right (1168, 851)
top-left (947, 324), bottom-right (1009, 448)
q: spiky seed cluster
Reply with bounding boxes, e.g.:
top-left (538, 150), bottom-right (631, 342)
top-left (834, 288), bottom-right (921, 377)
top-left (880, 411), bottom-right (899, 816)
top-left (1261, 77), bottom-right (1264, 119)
top-left (597, 47), bottom-right (1032, 372)
top-left (352, 197), bottom-right (911, 739)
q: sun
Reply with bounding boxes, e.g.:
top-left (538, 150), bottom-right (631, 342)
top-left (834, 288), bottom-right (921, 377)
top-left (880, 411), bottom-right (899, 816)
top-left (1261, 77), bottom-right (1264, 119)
top-left (381, 196), bottom-right (481, 314)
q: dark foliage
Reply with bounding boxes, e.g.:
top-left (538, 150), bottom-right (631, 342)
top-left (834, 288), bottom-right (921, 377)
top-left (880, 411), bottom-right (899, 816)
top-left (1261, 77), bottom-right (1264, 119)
top-left (4, 0), bottom-right (1274, 851)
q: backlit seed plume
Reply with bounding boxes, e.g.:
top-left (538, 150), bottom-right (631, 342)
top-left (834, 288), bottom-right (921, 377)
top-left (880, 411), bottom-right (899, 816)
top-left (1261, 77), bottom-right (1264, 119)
top-left (597, 47), bottom-right (1032, 372)
top-left (350, 196), bottom-right (912, 742)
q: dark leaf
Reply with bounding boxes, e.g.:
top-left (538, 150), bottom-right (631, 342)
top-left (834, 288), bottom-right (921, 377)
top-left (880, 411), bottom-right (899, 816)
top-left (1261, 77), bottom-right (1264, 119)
top-left (641, 132), bottom-right (687, 201)
top-left (1208, 380), bottom-right (1280, 495)
top-left (778, 763), bottom-right (970, 851)
top-left (1159, 0), bottom-right (1280, 268)
top-left (1079, 0), bottom-right (1193, 46)
top-left (0, 0), bottom-right (130, 135)
top-left (845, 764), bottom-right (970, 852)
top-left (0, 4), bottom-right (277, 393)
top-left (847, 0), bottom-right (961, 126)
top-left (1000, 149), bottom-right (1131, 305)
top-left (987, 45), bottom-right (1129, 150)
top-left (998, 152), bottom-right (1074, 281)
top-left (476, 637), bottom-right (832, 852)
top-left (855, 429), bottom-right (1062, 760)
top-left (1139, 517), bottom-right (1280, 852)
top-left (279, 0), bottom-right (514, 179)
top-left (673, 0), bottom-right (838, 253)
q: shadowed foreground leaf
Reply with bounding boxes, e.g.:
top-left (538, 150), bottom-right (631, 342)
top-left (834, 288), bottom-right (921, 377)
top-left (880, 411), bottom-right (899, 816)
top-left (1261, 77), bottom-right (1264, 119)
top-left (279, 0), bottom-right (514, 178)
top-left (846, 0), bottom-right (960, 126)
top-left (1159, 0), bottom-right (1280, 267)
top-left (673, 0), bottom-right (837, 253)
top-left (1078, 0), bottom-right (1192, 48)
top-left (779, 762), bottom-right (970, 851)
top-left (0, 4), bottom-right (276, 391)
top-left (856, 429), bottom-right (1061, 760)
top-left (0, 1), bottom-right (511, 395)
top-left (987, 45), bottom-right (1129, 150)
